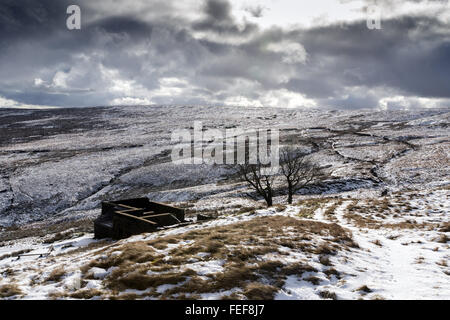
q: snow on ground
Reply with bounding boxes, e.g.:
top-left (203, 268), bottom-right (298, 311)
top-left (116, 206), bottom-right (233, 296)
top-left (1, 186), bottom-right (448, 300)
top-left (0, 106), bottom-right (449, 300)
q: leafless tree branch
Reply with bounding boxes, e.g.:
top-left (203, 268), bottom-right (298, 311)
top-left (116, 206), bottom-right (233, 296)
top-left (237, 162), bottom-right (275, 207)
top-left (280, 147), bottom-right (326, 204)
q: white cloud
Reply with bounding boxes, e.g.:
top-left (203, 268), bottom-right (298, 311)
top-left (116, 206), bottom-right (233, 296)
top-left (234, 0), bottom-right (368, 28)
top-left (0, 96), bottom-right (59, 109)
top-left (110, 97), bottom-right (152, 105)
top-left (33, 68), bottom-right (93, 94)
top-left (234, 0), bottom-right (450, 29)
top-left (225, 88), bottom-right (317, 108)
top-left (379, 95), bottom-right (450, 110)
top-left (52, 71), bottom-right (69, 88)
top-left (267, 41), bottom-right (308, 64)
top-left (34, 78), bottom-right (45, 86)
top-left (159, 77), bottom-right (188, 87)
top-left (2, 0), bottom-right (449, 109)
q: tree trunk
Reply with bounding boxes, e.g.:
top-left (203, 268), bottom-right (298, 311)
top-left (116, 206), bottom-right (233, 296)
top-left (265, 190), bottom-right (273, 207)
top-left (287, 182), bottom-right (293, 204)
top-left (266, 196), bottom-right (273, 207)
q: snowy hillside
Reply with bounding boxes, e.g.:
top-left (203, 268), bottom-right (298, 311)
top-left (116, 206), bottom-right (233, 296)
top-left (0, 105), bottom-right (448, 300)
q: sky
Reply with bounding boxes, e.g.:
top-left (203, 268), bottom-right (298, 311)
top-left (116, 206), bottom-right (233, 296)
top-left (0, 0), bottom-right (449, 110)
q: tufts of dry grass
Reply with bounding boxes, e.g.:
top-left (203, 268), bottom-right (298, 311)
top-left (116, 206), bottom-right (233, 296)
top-left (297, 198), bottom-right (333, 218)
top-left (274, 204), bottom-right (287, 212)
top-left (235, 205), bottom-right (265, 215)
top-left (314, 243), bottom-right (338, 255)
top-left (436, 259), bottom-right (448, 267)
top-left (319, 290), bottom-right (337, 300)
top-left (343, 194), bottom-right (447, 232)
top-left (109, 292), bottom-right (141, 300)
top-left (435, 234), bottom-right (449, 244)
top-left (69, 289), bottom-right (104, 299)
top-left (323, 200), bottom-right (343, 221)
top-left (108, 269), bottom-right (196, 292)
top-left (78, 215), bottom-right (354, 299)
top-left (304, 276), bottom-right (321, 285)
top-left (45, 267), bottom-right (66, 283)
top-left (281, 262), bottom-right (318, 277)
top-left (0, 218), bottom-right (94, 242)
top-left (0, 284), bottom-right (22, 298)
top-left (84, 242), bottom-right (160, 272)
top-left (439, 222), bottom-right (450, 233)
top-left (3, 268), bottom-right (15, 277)
top-left (319, 255), bottom-right (332, 266)
top-left (49, 288), bottom-right (105, 300)
top-left (356, 285), bottom-right (373, 293)
top-left (324, 268), bottom-right (341, 279)
top-left (243, 282), bottom-right (279, 300)
top-left (43, 231), bottom-right (75, 244)
top-left (371, 239), bottom-right (383, 247)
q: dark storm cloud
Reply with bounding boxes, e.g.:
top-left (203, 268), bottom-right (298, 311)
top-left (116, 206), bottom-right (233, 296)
top-left (204, 0), bottom-right (231, 21)
top-left (286, 16), bottom-right (450, 101)
top-left (0, 0), bottom-right (449, 109)
top-left (0, 0), bottom-right (159, 106)
top-left (192, 0), bottom-right (258, 35)
top-left (88, 16), bottom-right (153, 39)
top-left (0, 0), bottom-right (69, 34)
top-left (0, 0), bottom-right (74, 50)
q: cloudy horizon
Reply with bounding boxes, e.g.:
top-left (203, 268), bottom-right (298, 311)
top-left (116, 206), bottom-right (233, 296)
top-left (0, 0), bottom-right (449, 110)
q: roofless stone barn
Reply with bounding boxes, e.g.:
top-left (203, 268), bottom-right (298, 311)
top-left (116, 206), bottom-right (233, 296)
top-left (94, 198), bottom-right (185, 239)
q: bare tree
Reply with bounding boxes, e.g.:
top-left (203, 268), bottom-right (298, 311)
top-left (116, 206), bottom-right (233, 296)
top-left (238, 162), bottom-right (276, 207)
top-left (280, 147), bottom-right (325, 204)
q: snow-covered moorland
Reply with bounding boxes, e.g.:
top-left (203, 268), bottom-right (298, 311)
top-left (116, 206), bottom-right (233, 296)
top-left (0, 105), bottom-right (448, 299)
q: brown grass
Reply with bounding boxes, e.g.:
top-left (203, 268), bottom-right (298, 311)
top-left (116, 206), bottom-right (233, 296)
top-left (371, 239), bottom-right (383, 247)
top-left (439, 222), bottom-right (450, 233)
top-left (345, 202), bottom-right (436, 231)
top-left (243, 282), bottom-right (279, 300)
top-left (45, 267), bottom-right (66, 282)
top-left (297, 198), bottom-right (332, 218)
top-left (49, 288), bottom-right (104, 300)
top-left (314, 243), bottom-right (338, 255)
top-left (436, 234), bottom-right (449, 244)
top-left (323, 200), bottom-right (343, 221)
top-left (319, 255), bottom-right (332, 266)
top-left (304, 276), bottom-right (321, 285)
top-left (319, 290), bottom-right (337, 300)
top-left (109, 292), bottom-right (141, 300)
top-left (85, 242), bottom-right (160, 272)
top-left (324, 268), bottom-right (341, 279)
top-left (0, 218), bottom-right (93, 242)
top-left (235, 205), bottom-right (264, 215)
top-left (356, 285), bottom-right (373, 293)
top-left (79, 215), bottom-right (353, 299)
top-left (0, 284), bottom-right (22, 298)
top-left (69, 289), bottom-right (104, 299)
top-left (281, 262), bottom-right (317, 276)
top-left (108, 269), bottom-right (196, 292)
top-left (274, 204), bottom-right (287, 212)
top-left (436, 259), bottom-right (448, 267)
top-left (60, 239), bottom-right (113, 258)
top-left (43, 231), bottom-right (73, 244)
